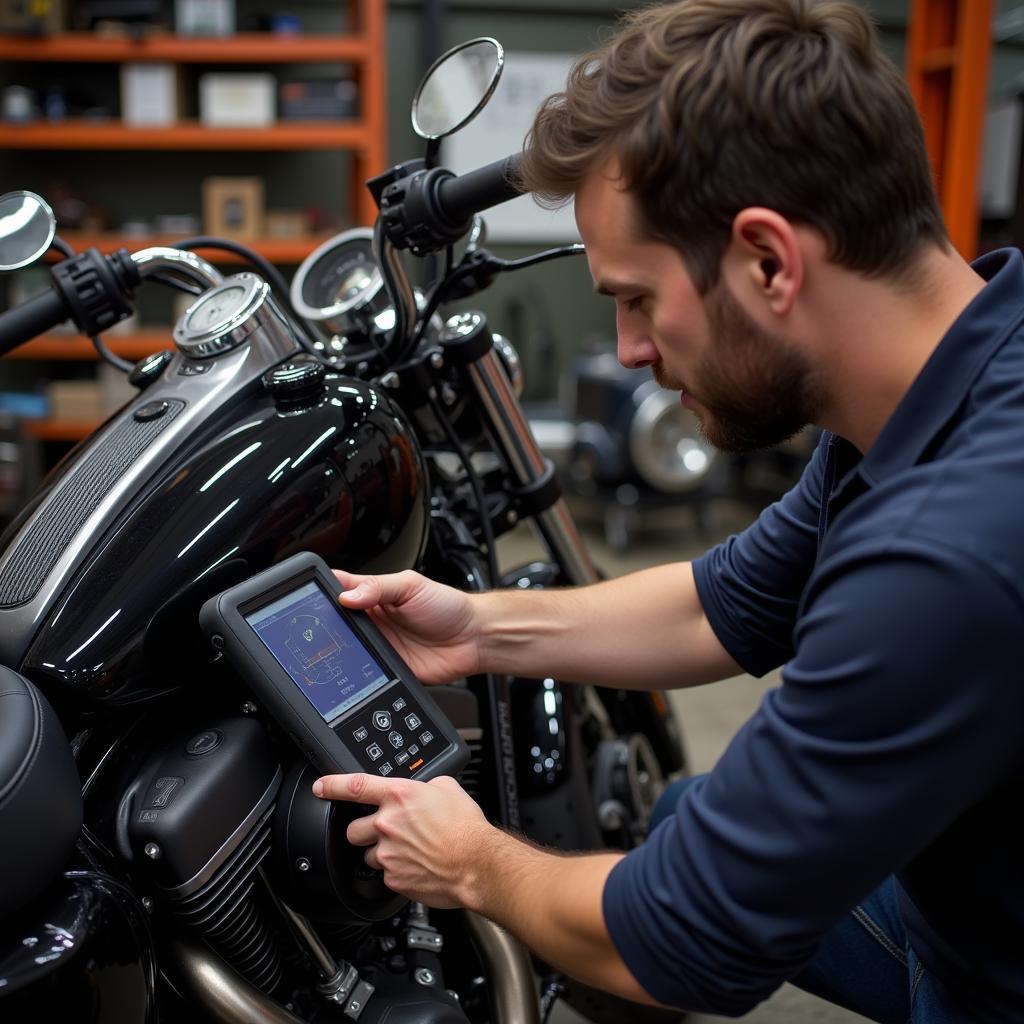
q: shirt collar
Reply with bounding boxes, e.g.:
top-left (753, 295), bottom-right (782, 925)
top-left (856, 247), bottom-right (1024, 485)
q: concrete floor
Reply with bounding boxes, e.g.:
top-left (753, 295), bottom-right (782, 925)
top-left (496, 496), bottom-right (871, 1024)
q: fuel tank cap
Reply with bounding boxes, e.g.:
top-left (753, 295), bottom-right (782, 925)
top-left (262, 354), bottom-right (326, 401)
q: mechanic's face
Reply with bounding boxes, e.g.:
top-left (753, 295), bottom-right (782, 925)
top-left (575, 165), bottom-right (821, 453)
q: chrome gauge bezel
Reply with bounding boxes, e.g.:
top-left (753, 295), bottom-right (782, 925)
top-left (173, 272), bottom-right (271, 358)
top-left (290, 228), bottom-right (387, 333)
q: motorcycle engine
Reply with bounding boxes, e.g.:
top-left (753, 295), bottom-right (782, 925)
top-left (117, 714), bottom-right (405, 996)
top-left (117, 716), bottom-right (287, 990)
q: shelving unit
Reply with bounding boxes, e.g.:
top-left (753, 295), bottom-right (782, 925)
top-left (0, 0), bottom-right (387, 448)
top-left (44, 232), bottom-right (339, 263)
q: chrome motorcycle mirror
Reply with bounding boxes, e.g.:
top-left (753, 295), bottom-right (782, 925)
top-left (0, 190), bottom-right (57, 271)
top-left (411, 37), bottom-right (504, 140)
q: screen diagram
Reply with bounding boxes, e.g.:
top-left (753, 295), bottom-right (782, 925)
top-left (247, 581), bottom-right (390, 723)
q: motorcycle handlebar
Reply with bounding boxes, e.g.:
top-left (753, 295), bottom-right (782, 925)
top-left (0, 288), bottom-right (71, 357)
top-left (434, 155), bottom-right (522, 226)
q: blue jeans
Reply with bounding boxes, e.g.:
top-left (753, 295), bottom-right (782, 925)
top-left (649, 777), bottom-right (975, 1023)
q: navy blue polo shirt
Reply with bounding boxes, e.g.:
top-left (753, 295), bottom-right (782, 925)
top-left (603, 249), bottom-right (1024, 1020)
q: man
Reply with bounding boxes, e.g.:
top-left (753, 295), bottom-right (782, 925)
top-left (313, 1), bottom-right (1024, 1020)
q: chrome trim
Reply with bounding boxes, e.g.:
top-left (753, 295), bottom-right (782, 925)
top-left (411, 37), bottom-right (505, 141)
top-left (628, 382), bottom-right (715, 493)
top-left (0, 190), bottom-right (56, 271)
top-left (173, 274), bottom-right (276, 359)
top-left (132, 245), bottom-right (223, 291)
top-left (464, 911), bottom-right (540, 1024)
top-left (167, 769), bottom-right (282, 899)
top-left (0, 302), bottom-right (301, 666)
top-left (492, 333), bottom-right (523, 399)
top-left (465, 348), bottom-right (616, 738)
top-left (290, 227), bottom-right (384, 327)
top-left (378, 235), bottom-right (417, 354)
top-left (467, 350), bottom-right (597, 587)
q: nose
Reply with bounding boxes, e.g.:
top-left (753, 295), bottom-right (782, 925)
top-left (616, 313), bottom-right (658, 369)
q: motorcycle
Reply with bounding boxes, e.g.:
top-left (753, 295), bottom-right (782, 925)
top-left (0, 38), bottom-right (686, 1024)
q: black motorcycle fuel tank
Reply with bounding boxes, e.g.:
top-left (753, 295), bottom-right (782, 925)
top-left (9, 369), bottom-right (428, 705)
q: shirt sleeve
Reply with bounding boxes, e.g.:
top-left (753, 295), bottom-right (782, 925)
top-left (692, 434), bottom-right (828, 677)
top-left (603, 540), bottom-right (1024, 1015)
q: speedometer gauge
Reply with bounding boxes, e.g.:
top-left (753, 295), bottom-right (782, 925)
top-left (173, 273), bottom-right (274, 359)
top-left (291, 228), bottom-right (389, 342)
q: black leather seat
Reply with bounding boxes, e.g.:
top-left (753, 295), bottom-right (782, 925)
top-left (0, 667), bottom-right (83, 918)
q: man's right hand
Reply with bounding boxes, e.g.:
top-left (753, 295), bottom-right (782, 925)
top-left (332, 569), bottom-right (481, 684)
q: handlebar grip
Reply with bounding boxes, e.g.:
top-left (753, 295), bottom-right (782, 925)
top-left (0, 289), bottom-right (72, 357)
top-left (434, 155), bottom-right (522, 226)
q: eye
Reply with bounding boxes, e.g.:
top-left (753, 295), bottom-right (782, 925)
top-left (622, 295), bottom-right (647, 313)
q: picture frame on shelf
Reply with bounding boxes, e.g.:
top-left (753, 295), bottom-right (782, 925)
top-left (202, 176), bottom-right (264, 238)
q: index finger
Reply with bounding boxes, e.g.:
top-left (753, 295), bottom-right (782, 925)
top-left (313, 772), bottom-right (404, 805)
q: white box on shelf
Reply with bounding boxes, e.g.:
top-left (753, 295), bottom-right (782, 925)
top-left (199, 73), bottom-right (275, 127)
top-left (121, 63), bottom-right (180, 126)
top-left (175, 0), bottom-right (234, 36)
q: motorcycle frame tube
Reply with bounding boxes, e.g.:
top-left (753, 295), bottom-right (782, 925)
top-left (464, 911), bottom-right (540, 1024)
top-left (167, 937), bottom-right (307, 1024)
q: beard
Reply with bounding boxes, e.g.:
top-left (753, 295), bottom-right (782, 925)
top-left (654, 281), bottom-right (825, 454)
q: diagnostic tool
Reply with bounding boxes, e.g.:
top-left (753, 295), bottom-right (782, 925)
top-left (200, 552), bottom-right (469, 780)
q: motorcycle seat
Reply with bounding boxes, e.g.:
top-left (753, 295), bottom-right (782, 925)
top-left (0, 667), bottom-right (83, 918)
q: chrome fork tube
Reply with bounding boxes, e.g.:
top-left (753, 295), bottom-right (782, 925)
top-left (464, 345), bottom-right (616, 737)
top-left (466, 349), bottom-right (598, 587)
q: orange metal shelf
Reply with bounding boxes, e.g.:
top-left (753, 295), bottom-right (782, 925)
top-left (0, 119), bottom-right (370, 150)
top-left (10, 332), bottom-right (171, 361)
top-left (0, 31), bottom-right (367, 63)
top-left (23, 419), bottom-right (100, 441)
top-left (906, 0), bottom-right (991, 258)
top-left (47, 232), bottom-right (337, 262)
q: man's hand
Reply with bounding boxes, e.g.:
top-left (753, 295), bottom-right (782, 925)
top-left (332, 569), bottom-right (480, 684)
top-left (313, 772), bottom-right (661, 1007)
top-left (312, 772), bottom-right (493, 908)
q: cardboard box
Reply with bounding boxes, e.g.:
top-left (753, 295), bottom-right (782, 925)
top-left (46, 380), bottom-right (104, 421)
top-left (98, 362), bottom-right (136, 414)
top-left (279, 79), bottom-right (357, 121)
top-left (121, 63), bottom-right (181, 126)
top-left (202, 176), bottom-right (264, 238)
top-left (266, 209), bottom-right (310, 239)
top-left (0, 0), bottom-right (65, 34)
top-left (199, 73), bottom-right (275, 127)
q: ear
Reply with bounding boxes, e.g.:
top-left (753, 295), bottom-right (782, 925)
top-left (725, 208), bottom-right (803, 317)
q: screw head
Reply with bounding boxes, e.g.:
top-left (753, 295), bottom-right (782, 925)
top-left (414, 968), bottom-right (435, 986)
top-left (142, 897), bottom-right (154, 912)
top-left (241, 701), bottom-right (258, 715)
top-left (296, 857), bottom-right (311, 872)
top-left (144, 842), bottom-right (161, 860)
top-left (430, 352), bottom-right (444, 369)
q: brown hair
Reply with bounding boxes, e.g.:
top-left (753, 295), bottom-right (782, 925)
top-left (519, 0), bottom-right (948, 293)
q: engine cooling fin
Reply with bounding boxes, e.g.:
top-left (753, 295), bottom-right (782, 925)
top-left (166, 811), bottom-right (283, 993)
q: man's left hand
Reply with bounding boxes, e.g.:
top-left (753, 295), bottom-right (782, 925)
top-left (312, 772), bottom-right (493, 908)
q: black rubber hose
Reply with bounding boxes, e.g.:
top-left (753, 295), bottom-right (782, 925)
top-left (0, 288), bottom-right (71, 356)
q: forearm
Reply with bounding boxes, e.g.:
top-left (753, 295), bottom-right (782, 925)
top-left (458, 829), bottom-right (662, 1006)
top-left (474, 561), bottom-right (740, 689)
